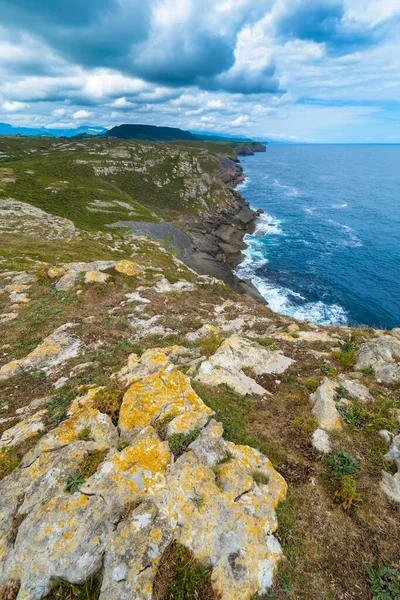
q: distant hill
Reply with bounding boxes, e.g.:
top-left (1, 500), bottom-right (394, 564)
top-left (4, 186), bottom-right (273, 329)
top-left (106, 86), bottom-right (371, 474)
top-left (0, 122), bottom-right (107, 138)
top-left (105, 124), bottom-right (201, 142)
top-left (105, 124), bottom-right (266, 154)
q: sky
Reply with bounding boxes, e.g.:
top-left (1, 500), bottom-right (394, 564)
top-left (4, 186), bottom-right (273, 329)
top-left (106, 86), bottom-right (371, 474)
top-left (0, 0), bottom-right (399, 143)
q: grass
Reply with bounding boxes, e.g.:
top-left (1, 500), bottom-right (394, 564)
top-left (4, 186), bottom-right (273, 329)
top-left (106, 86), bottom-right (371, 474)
top-left (153, 542), bottom-right (217, 600)
top-left (0, 445), bottom-right (22, 481)
top-left (93, 383), bottom-right (124, 425)
top-left (332, 340), bottom-right (358, 369)
top-left (168, 427), bottom-right (202, 458)
top-left (44, 573), bottom-right (103, 600)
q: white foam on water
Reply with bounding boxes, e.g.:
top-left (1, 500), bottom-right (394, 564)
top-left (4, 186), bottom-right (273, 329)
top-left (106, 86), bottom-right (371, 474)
top-left (272, 178), bottom-right (299, 197)
top-left (253, 212), bottom-right (283, 236)
top-left (237, 177), bottom-right (250, 191)
top-left (237, 215), bottom-right (348, 326)
top-left (327, 220), bottom-right (363, 247)
top-left (331, 203), bottom-right (347, 209)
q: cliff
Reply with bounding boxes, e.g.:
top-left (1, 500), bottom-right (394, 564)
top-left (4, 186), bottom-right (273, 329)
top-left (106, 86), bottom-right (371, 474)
top-left (0, 135), bottom-right (399, 600)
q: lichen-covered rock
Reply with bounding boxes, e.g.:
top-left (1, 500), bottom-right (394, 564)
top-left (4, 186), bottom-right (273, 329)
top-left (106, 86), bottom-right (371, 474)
top-left (309, 378), bottom-right (342, 431)
top-left (0, 410), bottom-right (46, 447)
top-left (0, 353), bottom-right (286, 600)
top-left (0, 323), bottom-right (81, 381)
top-left (195, 335), bottom-right (294, 395)
top-left (99, 500), bottom-right (174, 600)
top-left (338, 378), bottom-right (371, 402)
top-left (117, 345), bottom-right (190, 384)
top-left (381, 434), bottom-right (400, 504)
top-left (119, 367), bottom-right (214, 435)
top-left (355, 335), bottom-right (400, 383)
top-left (114, 259), bottom-right (143, 276)
top-left (84, 270), bottom-right (110, 284)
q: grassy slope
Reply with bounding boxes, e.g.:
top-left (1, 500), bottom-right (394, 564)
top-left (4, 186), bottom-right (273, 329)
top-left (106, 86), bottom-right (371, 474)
top-left (0, 136), bottom-right (233, 229)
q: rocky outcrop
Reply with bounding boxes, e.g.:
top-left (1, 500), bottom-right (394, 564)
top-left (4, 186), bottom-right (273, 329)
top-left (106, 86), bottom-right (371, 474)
top-left (309, 378), bottom-right (342, 431)
top-left (235, 142), bottom-right (267, 156)
top-left (0, 323), bottom-right (81, 381)
top-left (381, 434), bottom-right (400, 504)
top-left (355, 335), bottom-right (400, 383)
top-left (0, 349), bottom-right (287, 600)
top-left (195, 335), bottom-right (294, 395)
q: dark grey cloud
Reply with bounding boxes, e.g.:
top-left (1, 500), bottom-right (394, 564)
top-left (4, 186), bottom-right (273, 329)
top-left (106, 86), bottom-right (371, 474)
top-left (0, 0), bottom-right (150, 71)
top-left (276, 0), bottom-right (389, 54)
top-left (0, 0), bottom-right (279, 95)
top-left (204, 63), bottom-right (280, 95)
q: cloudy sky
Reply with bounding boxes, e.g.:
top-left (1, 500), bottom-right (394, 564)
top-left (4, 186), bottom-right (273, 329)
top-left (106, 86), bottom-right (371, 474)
top-left (0, 0), bottom-right (399, 142)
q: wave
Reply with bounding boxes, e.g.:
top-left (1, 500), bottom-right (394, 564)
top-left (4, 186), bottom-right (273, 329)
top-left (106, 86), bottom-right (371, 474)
top-left (253, 212), bottom-right (283, 236)
top-left (236, 225), bottom-right (348, 326)
top-left (327, 220), bottom-right (363, 247)
top-left (237, 177), bottom-right (250, 191)
top-left (272, 178), bottom-right (299, 197)
top-left (331, 203), bottom-right (347, 209)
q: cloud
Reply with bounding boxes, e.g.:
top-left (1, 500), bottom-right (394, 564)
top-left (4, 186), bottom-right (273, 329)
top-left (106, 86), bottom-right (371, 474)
top-left (274, 0), bottom-right (394, 55)
top-left (2, 100), bottom-right (27, 112)
top-left (73, 109), bottom-right (93, 120)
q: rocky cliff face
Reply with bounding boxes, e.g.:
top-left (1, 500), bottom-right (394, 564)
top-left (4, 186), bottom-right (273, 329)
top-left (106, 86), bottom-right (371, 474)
top-left (0, 136), bottom-right (399, 600)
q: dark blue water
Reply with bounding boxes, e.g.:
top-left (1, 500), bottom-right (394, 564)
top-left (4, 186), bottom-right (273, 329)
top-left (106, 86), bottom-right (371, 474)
top-left (236, 145), bottom-right (400, 328)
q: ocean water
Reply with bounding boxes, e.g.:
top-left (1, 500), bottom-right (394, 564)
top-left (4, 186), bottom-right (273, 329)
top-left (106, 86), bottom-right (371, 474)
top-left (236, 145), bottom-right (400, 329)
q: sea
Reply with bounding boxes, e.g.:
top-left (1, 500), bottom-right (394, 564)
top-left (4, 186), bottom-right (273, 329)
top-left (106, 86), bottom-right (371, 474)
top-left (235, 144), bottom-right (400, 329)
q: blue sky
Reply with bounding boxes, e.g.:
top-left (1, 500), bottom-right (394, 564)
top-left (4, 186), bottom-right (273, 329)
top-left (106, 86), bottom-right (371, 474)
top-left (0, 0), bottom-right (399, 142)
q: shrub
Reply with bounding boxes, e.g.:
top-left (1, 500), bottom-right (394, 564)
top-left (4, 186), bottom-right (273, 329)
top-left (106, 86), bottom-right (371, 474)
top-left (333, 475), bottom-right (362, 510)
top-left (304, 378), bottom-right (320, 392)
top-left (365, 562), bottom-right (400, 599)
top-left (327, 450), bottom-right (359, 477)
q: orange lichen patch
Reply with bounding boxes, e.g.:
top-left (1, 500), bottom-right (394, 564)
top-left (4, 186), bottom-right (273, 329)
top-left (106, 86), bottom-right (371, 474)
top-left (68, 387), bottom-right (104, 415)
top-left (48, 266), bottom-right (67, 278)
top-left (35, 406), bottom-right (117, 453)
top-left (114, 259), bottom-right (143, 276)
top-left (117, 346), bottom-right (188, 384)
top-left (119, 367), bottom-right (213, 433)
top-left (0, 325), bottom-right (80, 381)
top-left (166, 411), bottom-right (210, 436)
top-left (82, 427), bottom-right (172, 504)
top-left (84, 270), bottom-right (110, 284)
top-left (5, 283), bottom-right (30, 293)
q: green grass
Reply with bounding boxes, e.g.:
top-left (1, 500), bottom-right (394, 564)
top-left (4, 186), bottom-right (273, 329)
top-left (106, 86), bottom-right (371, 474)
top-left (168, 427), bottom-right (202, 457)
top-left (327, 450), bottom-right (359, 477)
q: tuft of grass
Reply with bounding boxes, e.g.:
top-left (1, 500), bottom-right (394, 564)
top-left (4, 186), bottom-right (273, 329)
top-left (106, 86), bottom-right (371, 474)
top-left (65, 472), bottom-right (86, 494)
top-left (0, 446), bottom-right (22, 481)
top-left (77, 428), bottom-right (92, 441)
top-left (292, 415), bottom-right (318, 435)
top-left (116, 439), bottom-right (130, 452)
top-left (303, 378), bottom-right (320, 392)
top-left (332, 340), bottom-right (357, 369)
top-left (153, 413), bottom-right (179, 440)
top-left (44, 573), bottom-right (103, 599)
top-left (80, 451), bottom-right (107, 479)
top-left (319, 364), bottom-right (337, 377)
top-left (168, 427), bottom-right (201, 458)
top-left (365, 562), bottom-right (400, 600)
top-left (153, 542), bottom-right (217, 600)
top-left (93, 383), bottom-right (124, 425)
top-left (197, 332), bottom-right (223, 357)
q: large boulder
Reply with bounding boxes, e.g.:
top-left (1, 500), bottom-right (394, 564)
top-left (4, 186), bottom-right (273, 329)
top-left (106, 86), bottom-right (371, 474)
top-left (381, 434), bottom-right (400, 504)
top-left (355, 335), bottom-right (400, 383)
top-left (195, 335), bottom-right (294, 396)
top-left (309, 378), bottom-right (342, 431)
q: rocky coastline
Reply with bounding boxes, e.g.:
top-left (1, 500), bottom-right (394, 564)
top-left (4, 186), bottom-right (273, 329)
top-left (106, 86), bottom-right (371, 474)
top-left (181, 151), bottom-right (265, 302)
